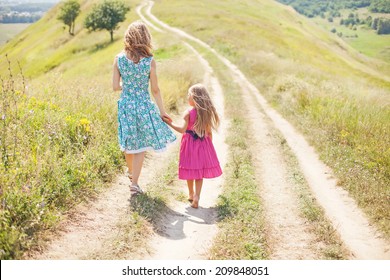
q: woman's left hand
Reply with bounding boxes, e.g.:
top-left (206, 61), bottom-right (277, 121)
top-left (161, 112), bottom-right (172, 123)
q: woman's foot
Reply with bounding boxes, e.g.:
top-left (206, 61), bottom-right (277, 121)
top-left (130, 184), bottom-right (143, 197)
top-left (188, 193), bottom-right (194, 203)
top-left (191, 195), bottom-right (199, 208)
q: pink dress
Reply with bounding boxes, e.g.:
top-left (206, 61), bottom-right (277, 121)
top-left (179, 108), bottom-right (222, 180)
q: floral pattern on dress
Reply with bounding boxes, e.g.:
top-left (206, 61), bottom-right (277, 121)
top-left (116, 53), bottom-right (176, 153)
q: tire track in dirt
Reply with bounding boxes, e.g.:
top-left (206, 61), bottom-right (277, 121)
top-left (144, 0), bottom-right (390, 259)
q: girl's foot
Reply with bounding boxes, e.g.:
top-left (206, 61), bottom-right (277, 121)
top-left (188, 194), bottom-right (194, 202)
top-left (130, 184), bottom-right (143, 197)
top-left (191, 196), bottom-right (199, 208)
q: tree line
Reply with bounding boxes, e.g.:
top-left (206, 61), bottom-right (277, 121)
top-left (58, 0), bottom-right (129, 41)
top-left (277, 0), bottom-right (390, 35)
top-left (277, 0), bottom-right (389, 18)
top-left (338, 12), bottom-right (390, 34)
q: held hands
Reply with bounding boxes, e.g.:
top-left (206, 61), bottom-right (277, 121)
top-left (161, 112), bottom-right (172, 124)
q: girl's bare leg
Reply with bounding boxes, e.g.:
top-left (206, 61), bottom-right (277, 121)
top-left (131, 152), bottom-right (145, 187)
top-left (187, 180), bottom-right (194, 201)
top-left (192, 179), bottom-right (203, 208)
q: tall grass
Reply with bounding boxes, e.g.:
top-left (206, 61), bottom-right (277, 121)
top-left (0, 58), bottom-right (123, 259)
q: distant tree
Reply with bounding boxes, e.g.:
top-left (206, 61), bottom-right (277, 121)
top-left (370, 0), bottom-right (390, 13)
top-left (365, 15), bottom-right (372, 27)
top-left (57, 0), bottom-right (80, 35)
top-left (377, 18), bottom-right (390, 34)
top-left (330, 27), bottom-right (337, 33)
top-left (84, 0), bottom-right (130, 42)
top-left (372, 17), bottom-right (379, 29)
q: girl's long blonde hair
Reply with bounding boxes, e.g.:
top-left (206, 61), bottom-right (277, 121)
top-left (124, 21), bottom-right (153, 63)
top-left (189, 84), bottom-right (220, 138)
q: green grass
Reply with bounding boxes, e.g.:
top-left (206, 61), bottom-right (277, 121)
top-left (0, 0), bottom-right (203, 259)
top-left (0, 24), bottom-right (30, 46)
top-left (152, 0), bottom-right (390, 239)
top-left (311, 9), bottom-right (390, 63)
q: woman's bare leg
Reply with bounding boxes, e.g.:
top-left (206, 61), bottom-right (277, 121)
top-left (131, 152), bottom-right (145, 186)
top-left (124, 153), bottom-right (133, 180)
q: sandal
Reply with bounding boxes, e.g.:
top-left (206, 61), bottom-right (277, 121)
top-left (130, 185), bottom-right (144, 197)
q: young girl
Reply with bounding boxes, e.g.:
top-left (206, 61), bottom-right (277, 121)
top-left (112, 20), bottom-right (176, 196)
top-left (164, 83), bottom-right (222, 208)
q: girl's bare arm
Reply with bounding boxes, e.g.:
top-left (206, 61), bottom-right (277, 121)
top-left (165, 111), bottom-right (190, 134)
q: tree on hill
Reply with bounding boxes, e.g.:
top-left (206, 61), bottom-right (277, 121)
top-left (84, 0), bottom-right (130, 42)
top-left (370, 0), bottom-right (390, 13)
top-left (57, 0), bottom-right (80, 35)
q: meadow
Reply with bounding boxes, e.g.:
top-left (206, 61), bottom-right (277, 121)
top-left (311, 8), bottom-right (390, 62)
top-left (0, 0), bottom-right (389, 259)
top-left (152, 0), bottom-right (390, 238)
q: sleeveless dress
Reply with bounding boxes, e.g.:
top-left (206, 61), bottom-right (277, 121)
top-left (116, 53), bottom-right (176, 153)
top-left (179, 108), bottom-right (222, 180)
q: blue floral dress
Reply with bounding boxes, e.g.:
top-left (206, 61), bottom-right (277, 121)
top-left (116, 52), bottom-right (176, 153)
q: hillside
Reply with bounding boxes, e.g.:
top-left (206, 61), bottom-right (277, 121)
top-left (0, 0), bottom-right (389, 260)
top-left (1, 0), bottom-right (389, 81)
top-left (151, 0), bottom-right (390, 237)
top-left (0, 0), bottom-right (138, 79)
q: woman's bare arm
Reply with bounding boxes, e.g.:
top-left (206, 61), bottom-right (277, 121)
top-left (112, 56), bottom-right (122, 91)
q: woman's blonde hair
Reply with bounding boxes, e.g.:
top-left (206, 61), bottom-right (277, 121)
top-left (189, 83), bottom-right (220, 138)
top-left (124, 21), bottom-right (153, 63)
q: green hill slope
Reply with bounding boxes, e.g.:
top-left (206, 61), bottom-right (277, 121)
top-left (152, 0), bottom-right (389, 84)
top-left (0, 0), bottom-right (388, 259)
top-left (1, 0), bottom-right (388, 83)
top-left (151, 0), bottom-right (389, 238)
top-left (0, 0), bottom-right (141, 79)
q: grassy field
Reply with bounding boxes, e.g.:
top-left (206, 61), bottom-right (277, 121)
top-left (152, 0), bottom-right (390, 239)
top-left (1, 0), bottom-right (389, 260)
top-left (0, 24), bottom-right (30, 46)
top-left (311, 8), bottom-right (390, 62)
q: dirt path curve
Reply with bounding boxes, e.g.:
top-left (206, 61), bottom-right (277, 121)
top-left (143, 0), bottom-right (390, 259)
top-left (138, 4), bottom-right (228, 259)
